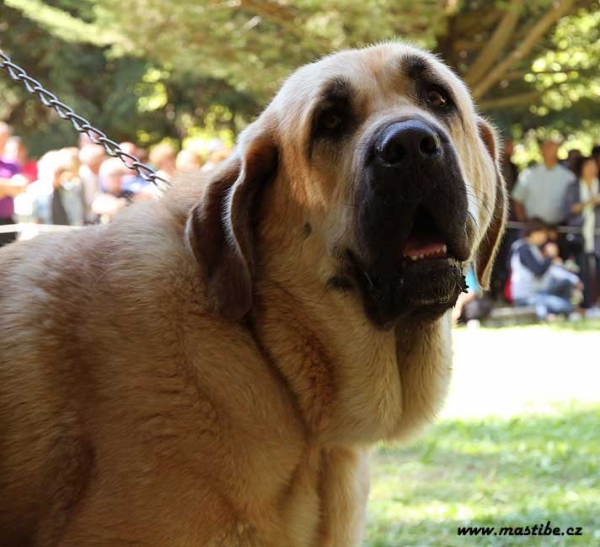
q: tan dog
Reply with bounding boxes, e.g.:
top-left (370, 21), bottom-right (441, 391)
top-left (0, 43), bottom-right (506, 546)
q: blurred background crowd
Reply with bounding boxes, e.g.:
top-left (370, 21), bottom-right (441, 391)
top-left (0, 119), bottom-right (230, 233)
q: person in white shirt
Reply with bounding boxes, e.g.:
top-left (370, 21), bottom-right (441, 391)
top-left (512, 139), bottom-right (575, 225)
top-left (28, 150), bottom-right (85, 226)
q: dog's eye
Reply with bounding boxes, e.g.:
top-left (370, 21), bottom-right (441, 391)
top-left (318, 108), bottom-right (346, 135)
top-left (427, 86), bottom-right (449, 109)
top-left (311, 98), bottom-right (354, 148)
top-left (323, 113), bottom-right (343, 130)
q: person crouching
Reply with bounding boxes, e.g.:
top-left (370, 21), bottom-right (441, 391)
top-left (511, 218), bottom-right (582, 321)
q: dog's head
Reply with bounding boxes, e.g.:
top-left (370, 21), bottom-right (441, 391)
top-left (186, 43), bottom-right (507, 328)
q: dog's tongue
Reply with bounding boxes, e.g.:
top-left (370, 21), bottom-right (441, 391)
top-left (403, 235), bottom-right (447, 260)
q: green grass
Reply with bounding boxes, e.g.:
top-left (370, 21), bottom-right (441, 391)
top-left (485, 319), bottom-right (600, 333)
top-left (545, 319), bottom-right (600, 333)
top-left (365, 323), bottom-right (600, 546)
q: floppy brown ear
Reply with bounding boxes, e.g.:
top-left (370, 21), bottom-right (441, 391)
top-left (185, 129), bottom-right (278, 321)
top-left (475, 117), bottom-right (508, 289)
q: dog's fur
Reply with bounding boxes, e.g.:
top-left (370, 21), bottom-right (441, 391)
top-left (0, 43), bottom-right (506, 546)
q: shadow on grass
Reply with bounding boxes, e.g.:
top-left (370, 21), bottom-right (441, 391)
top-left (366, 404), bottom-right (600, 546)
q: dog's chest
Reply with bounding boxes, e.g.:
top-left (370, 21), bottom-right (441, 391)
top-left (279, 446), bottom-right (324, 546)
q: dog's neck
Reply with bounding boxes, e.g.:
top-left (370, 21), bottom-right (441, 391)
top-left (248, 254), bottom-right (453, 448)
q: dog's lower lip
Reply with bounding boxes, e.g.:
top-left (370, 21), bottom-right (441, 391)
top-left (346, 250), bottom-right (462, 286)
top-left (347, 252), bottom-right (465, 328)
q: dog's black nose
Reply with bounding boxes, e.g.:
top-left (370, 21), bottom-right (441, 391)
top-left (376, 120), bottom-right (442, 166)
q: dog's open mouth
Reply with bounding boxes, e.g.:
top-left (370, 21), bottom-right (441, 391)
top-left (402, 207), bottom-right (450, 262)
top-left (346, 206), bottom-right (467, 328)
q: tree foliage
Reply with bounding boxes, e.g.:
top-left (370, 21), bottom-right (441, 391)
top-left (2, 0), bottom-right (600, 154)
top-left (1, 1), bottom-right (151, 155)
top-left (0, 0), bottom-right (259, 155)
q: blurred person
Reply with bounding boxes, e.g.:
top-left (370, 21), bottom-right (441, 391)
top-left (118, 142), bottom-right (152, 195)
top-left (4, 136), bottom-right (38, 183)
top-left (512, 138), bottom-right (575, 225)
top-left (201, 146), bottom-right (232, 172)
top-left (591, 145), bottom-right (600, 172)
top-left (28, 150), bottom-right (84, 226)
top-left (134, 184), bottom-right (162, 202)
top-left (149, 143), bottom-right (177, 181)
top-left (122, 170), bottom-right (151, 195)
top-left (491, 137), bottom-right (521, 299)
top-left (119, 142), bottom-right (138, 157)
top-left (544, 223), bottom-right (569, 263)
top-left (79, 144), bottom-right (106, 223)
top-left (4, 138), bottom-right (36, 223)
top-left (136, 146), bottom-right (149, 164)
top-left (206, 138), bottom-right (224, 154)
top-left (564, 156), bottom-right (600, 313)
top-left (565, 148), bottom-right (582, 174)
top-left (60, 147), bottom-right (81, 182)
top-left (99, 158), bottom-right (130, 197)
top-left (542, 238), bottom-right (585, 317)
top-left (92, 158), bottom-right (131, 223)
top-left (510, 218), bottom-right (582, 320)
top-left (0, 122), bottom-right (23, 246)
top-left (0, 121), bottom-right (15, 159)
top-left (176, 149), bottom-right (203, 173)
top-left (452, 267), bottom-right (493, 327)
top-left (119, 141), bottom-right (149, 165)
top-left (78, 133), bottom-right (95, 148)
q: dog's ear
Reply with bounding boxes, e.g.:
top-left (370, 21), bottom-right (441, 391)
top-left (185, 128), bottom-right (278, 321)
top-left (475, 117), bottom-right (508, 289)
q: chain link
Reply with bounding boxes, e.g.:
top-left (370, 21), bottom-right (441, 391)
top-left (0, 50), bottom-right (172, 189)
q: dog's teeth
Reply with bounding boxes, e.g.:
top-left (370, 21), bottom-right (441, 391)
top-left (418, 254), bottom-right (425, 260)
top-left (442, 244), bottom-right (447, 254)
top-left (410, 255), bottom-right (418, 261)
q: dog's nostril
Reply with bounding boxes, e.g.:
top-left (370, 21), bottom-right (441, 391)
top-left (420, 135), bottom-right (441, 157)
top-left (379, 141), bottom-right (406, 165)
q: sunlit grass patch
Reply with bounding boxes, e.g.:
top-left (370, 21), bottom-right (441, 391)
top-left (366, 403), bottom-right (600, 546)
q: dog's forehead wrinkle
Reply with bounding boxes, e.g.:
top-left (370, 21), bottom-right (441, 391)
top-left (398, 51), bottom-right (432, 80)
top-left (319, 76), bottom-right (353, 100)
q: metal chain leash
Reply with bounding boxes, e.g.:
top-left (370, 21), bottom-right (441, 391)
top-left (0, 50), bottom-right (172, 189)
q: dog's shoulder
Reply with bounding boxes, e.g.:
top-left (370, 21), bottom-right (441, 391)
top-left (0, 185), bottom-right (205, 351)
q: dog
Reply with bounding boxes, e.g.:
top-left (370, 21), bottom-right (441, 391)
top-left (0, 42), bottom-right (506, 546)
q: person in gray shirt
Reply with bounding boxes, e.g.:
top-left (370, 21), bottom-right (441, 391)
top-left (512, 139), bottom-right (575, 225)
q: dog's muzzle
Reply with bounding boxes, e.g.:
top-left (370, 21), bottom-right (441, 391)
top-left (349, 117), bottom-right (471, 328)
